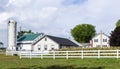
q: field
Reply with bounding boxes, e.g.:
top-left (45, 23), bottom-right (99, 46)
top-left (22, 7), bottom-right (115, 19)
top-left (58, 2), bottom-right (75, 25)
top-left (0, 54), bottom-right (120, 69)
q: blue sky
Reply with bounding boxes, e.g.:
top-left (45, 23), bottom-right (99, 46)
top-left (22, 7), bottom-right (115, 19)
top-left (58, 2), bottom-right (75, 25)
top-left (0, 0), bottom-right (120, 46)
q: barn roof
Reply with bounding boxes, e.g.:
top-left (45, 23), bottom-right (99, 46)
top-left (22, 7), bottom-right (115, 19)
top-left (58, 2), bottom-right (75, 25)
top-left (17, 33), bottom-right (44, 41)
top-left (18, 33), bottom-right (79, 46)
top-left (92, 33), bottom-right (109, 39)
top-left (46, 35), bottom-right (79, 46)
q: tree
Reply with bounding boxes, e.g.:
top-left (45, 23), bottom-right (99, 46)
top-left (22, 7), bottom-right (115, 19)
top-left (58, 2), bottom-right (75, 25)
top-left (110, 27), bottom-right (120, 46)
top-left (71, 24), bottom-right (96, 43)
top-left (116, 19), bottom-right (120, 27)
top-left (17, 30), bottom-right (34, 38)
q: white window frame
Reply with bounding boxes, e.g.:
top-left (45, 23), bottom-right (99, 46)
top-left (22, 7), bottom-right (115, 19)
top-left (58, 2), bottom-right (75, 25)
top-left (38, 45), bottom-right (41, 51)
top-left (44, 45), bottom-right (47, 50)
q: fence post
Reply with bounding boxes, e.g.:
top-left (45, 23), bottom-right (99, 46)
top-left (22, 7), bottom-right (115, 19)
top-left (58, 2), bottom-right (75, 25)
top-left (66, 51), bottom-right (68, 59)
top-left (98, 50), bottom-right (100, 58)
top-left (20, 51), bottom-right (21, 59)
top-left (30, 51), bottom-right (32, 59)
top-left (6, 50), bottom-right (7, 56)
top-left (41, 51), bottom-right (43, 59)
top-left (53, 51), bottom-right (55, 60)
top-left (117, 50), bottom-right (119, 58)
top-left (81, 50), bottom-right (83, 59)
top-left (12, 51), bottom-right (14, 56)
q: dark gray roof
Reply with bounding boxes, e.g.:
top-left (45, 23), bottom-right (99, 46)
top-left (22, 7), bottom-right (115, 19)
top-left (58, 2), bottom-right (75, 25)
top-left (46, 35), bottom-right (79, 46)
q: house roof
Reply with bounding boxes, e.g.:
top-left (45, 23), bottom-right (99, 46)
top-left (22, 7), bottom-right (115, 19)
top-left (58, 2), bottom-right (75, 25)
top-left (46, 35), bottom-right (79, 46)
top-left (17, 33), bottom-right (44, 41)
top-left (92, 33), bottom-right (109, 39)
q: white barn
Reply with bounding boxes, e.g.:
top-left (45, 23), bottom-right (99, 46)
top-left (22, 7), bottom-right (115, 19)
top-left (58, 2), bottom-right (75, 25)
top-left (17, 33), bottom-right (79, 51)
top-left (90, 33), bottom-right (110, 48)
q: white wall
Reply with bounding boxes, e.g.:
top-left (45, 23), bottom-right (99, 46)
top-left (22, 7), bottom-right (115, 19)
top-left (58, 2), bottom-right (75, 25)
top-left (91, 34), bottom-right (109, 47)
top-left (20, 44), bottom-right (32, 51)
top-left (33, 36), bottom-right (59, 51)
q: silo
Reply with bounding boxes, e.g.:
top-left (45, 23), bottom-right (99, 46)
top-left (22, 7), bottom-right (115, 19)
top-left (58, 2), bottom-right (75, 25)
top-left (8, 20), bottom-right (17, 51)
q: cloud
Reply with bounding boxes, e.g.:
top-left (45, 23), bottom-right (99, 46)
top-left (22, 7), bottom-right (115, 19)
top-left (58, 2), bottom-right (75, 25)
top-left (62, 0), bottom-right (87, 6)
top-left (0, 12), bottom-right (14, 30)
top-left (0, 0), bottom-right (9, 12)
top-left (39, 7), bottom-right (58, 18)
top-left (0, 0), bottom-right (9, 7)
top-left (8, 0), bottom-right (31, 7)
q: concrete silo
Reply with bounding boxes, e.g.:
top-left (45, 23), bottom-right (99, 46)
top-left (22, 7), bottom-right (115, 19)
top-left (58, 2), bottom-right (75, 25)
top-left (7, 20), bottom-right (17, 51)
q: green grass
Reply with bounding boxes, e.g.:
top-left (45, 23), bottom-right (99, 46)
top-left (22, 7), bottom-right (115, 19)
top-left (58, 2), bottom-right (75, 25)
top-left (0, 54), bottom-right (120, 69)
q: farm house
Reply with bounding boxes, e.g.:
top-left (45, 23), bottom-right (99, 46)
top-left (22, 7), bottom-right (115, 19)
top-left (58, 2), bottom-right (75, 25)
top-left (90, 33), bottom-right (110, 48)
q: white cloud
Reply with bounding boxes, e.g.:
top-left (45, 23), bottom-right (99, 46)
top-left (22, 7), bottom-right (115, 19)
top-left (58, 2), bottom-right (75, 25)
top-left (39, 7), bottom-right (58, 18)
top-left (0, 12), bottom-right (13, 30)
top-left (8, 0), bottom-right (31, 7)
top-left (0, 0), bottom-right (9, 7)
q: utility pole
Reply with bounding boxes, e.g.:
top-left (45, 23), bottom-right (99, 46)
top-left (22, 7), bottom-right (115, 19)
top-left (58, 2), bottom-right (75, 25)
top-left (100, 31), bottom-right (102, 48)
top-left (19, 26), bottom-right (22, 32)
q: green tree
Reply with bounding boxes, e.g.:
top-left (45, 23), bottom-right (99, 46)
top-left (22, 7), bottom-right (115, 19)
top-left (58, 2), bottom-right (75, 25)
top-left (71, 24), bottom-right (96, 43)
top-left (17, 30), bottom-right (34, 38)
top-left (110, 27), bottom-right (120, 46)
top-left (116, 19), bottom-right (120, 27)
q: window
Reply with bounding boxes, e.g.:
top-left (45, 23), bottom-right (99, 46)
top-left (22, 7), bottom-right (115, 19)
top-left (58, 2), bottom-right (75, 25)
top-left (51, 45), bottom-right (54, 50)
top-left (103, 39), bottom-right (107, 42)
top-left (20, 46), bottom-right (22, 50)
top-left (38, 45), bottom-right (41, 51)
top-left (44, 45), bottom-right (47, 50)
top-left (38, 48), bottom-right (41, 50)
top-left (45, 38), bottom-right (47, 41)
top-left (94, 39), bottom-right (98, 42)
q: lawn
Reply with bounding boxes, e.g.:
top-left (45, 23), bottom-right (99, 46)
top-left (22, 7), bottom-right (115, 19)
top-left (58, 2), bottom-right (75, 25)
top-left (0, 54), bottom-right (120, 69)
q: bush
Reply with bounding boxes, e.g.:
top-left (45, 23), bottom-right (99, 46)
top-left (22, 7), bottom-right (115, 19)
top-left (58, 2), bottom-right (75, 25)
top-left (56, 47), bottom-right (120, 51)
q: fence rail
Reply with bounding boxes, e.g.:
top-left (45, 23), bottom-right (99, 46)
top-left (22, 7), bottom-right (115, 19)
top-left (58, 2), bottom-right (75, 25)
top-left (18, 50), bottom-right (120, 59)
top-left (6, 51), bottom-right (20, 56)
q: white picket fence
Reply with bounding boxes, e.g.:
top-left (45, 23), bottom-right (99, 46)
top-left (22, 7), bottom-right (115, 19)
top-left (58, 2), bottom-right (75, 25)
top-left (6, 51), bottom-right (20, 56)
top-left (19, 50), bottom-right (120, 59)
